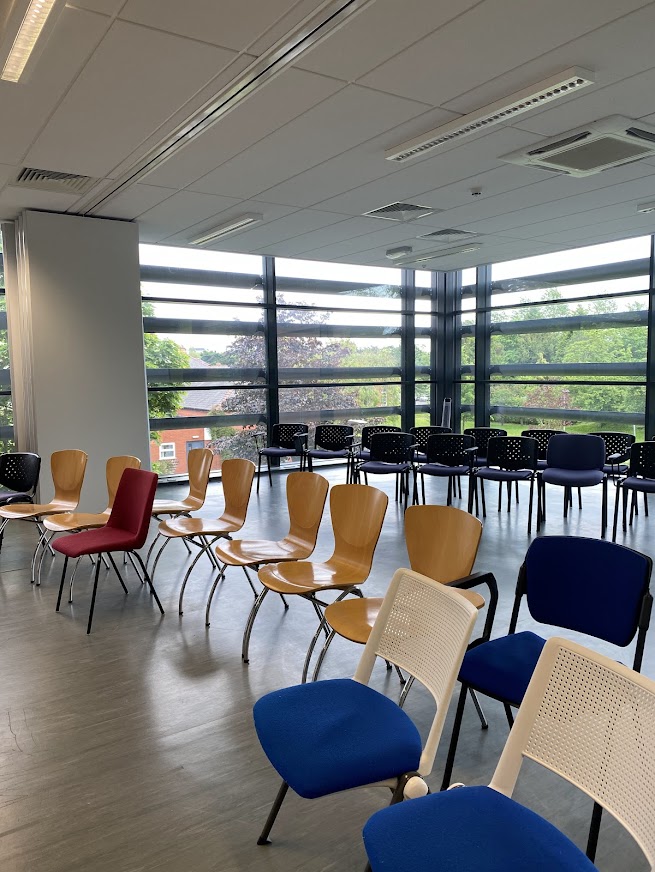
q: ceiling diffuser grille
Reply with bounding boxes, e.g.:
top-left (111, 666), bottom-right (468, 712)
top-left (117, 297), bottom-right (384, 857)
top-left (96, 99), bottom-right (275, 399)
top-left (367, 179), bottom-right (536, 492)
top-left (15, 167), bottom-right (98, 194)
top-left (417, 228), bottom-right (477, 240)
top-left (364, 202), bottom-right (440, 222)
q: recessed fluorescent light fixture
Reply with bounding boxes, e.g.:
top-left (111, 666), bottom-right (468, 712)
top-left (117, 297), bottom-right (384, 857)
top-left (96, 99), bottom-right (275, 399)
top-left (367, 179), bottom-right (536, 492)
top-left (385, 246), bottom-right (413, 261)
top-left (386, 67), bottom-right (594, 163)
top-left (1, 0), bottom-right (64, 83)
top-left (190, 213), bottom-right (263, 246)
top-left (637, 201), bottom-right (655, 214)
top-left (393, 244), bottom-right (482, 266)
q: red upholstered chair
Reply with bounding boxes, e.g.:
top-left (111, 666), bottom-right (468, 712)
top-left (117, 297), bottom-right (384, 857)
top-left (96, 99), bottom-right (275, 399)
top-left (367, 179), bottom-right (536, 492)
top-left (53, 468), bottom-right (164, 634)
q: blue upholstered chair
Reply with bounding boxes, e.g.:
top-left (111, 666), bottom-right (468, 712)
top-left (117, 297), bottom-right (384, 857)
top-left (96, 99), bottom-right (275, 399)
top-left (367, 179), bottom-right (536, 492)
top-left (539, 433), bottom-right (607, 536)
top-left (470, 436), bottom-right (538, 534)
top-left (252, 568), bottom-right (479, 849)
top-left (356, 431), bottom-right (416, 506)
top-left (417, 433), bottom-right (475, 507)
top-left (305, 423), bottom-right (354, 481)
top-left (252, 423), bottom-right (309, 493)
top-left (439, 535), bottom-right (652, 861)
top-left (364, 637), bottom-right (655, 872)
top-left (613, 441), bottom-right (655, 540)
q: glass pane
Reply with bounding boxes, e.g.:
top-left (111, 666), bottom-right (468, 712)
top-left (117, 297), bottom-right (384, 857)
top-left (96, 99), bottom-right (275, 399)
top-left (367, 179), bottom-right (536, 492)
top-left (140, 244), bottom-right (262, 275)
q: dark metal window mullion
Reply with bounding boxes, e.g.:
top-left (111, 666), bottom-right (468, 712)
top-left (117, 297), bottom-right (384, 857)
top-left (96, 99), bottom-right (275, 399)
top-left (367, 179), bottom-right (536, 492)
top-left (263, 256), bottom-right (279, 450)
top-left (645, 236), bottom-right (655, 439)
top-left (401, 269), bottom-right (416, 432)
top-left (474, 264), bottom-right (491, 427)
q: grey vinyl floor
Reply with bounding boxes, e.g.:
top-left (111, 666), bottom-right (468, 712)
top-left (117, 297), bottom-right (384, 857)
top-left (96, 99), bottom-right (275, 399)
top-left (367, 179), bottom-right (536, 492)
top-left (0, 467), bottom-right (652, 871)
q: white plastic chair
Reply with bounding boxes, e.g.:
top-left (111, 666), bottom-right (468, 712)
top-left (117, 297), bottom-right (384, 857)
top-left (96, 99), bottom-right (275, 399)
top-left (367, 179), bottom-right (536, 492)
top-left (363, 636), bottom-right (655, 871)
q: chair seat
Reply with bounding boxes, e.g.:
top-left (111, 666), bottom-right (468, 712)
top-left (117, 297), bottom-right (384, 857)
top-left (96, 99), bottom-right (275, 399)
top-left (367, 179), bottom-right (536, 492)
top-left (420, 463), bottom-right (469, 477)
top-left (604, 463), bottom-right (628, 475)
top-left (259, 558), bottom-right (365, 595)
top-left (458, 631), bottom-right (546, 706)
top-left (151, 498), bottom-right (202, 514)
top-left (45, 511), bottom-right (110, 532)
top-left (0, 492), bottom-right (33, 507)
top-left (215, 538), bottom-right (311, 567)
top-left (363, 786), bottom-right (597, 872)
top-left (52, 526), bottom-right (141, 558)
top-left (0, 499), bottom-right (76, 519)
top-left (620, 476), bottom-right (655, 493)
top-left (359, 461), bottom-right (411, 474)
top-left (476, 468), bottom-right (534, 482)
top-left (414, 451), bottom-right (428, 463)
top-left (537, 459), bottom-right (548, 469)
top-left (254, 678), bottom-right (422, 799)
top-left (356, 449), bottom-right (371, 460)
top-left (159, 516), bottom-right (238, 538)
top-left (541, 469), bottom-right (604, 487)
top-left (307, 449), bottom-right (349, 459)
top-left (260, 447), bottom-right (303, 457)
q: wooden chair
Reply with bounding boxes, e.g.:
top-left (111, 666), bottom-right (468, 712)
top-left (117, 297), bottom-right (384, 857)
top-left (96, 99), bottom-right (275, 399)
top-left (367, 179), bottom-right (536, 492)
top-left (0, 449), bottom-right (88, 584)
top-left (151, 458), bottom-right (256, 602)
top-left (145, 447), bottom-right (214, 566)
top-left (303, 505), bottom-right (498, 689)
top-left (248, 483), bottom-right (388, 666)
top-left (40, 455), bottom-right (141, 585)
top-left (198, 471), bottom-right (329, 628)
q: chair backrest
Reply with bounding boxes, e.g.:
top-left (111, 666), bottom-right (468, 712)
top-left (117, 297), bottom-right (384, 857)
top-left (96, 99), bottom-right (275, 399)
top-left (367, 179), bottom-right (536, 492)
top-left (361, 425), bottom-right (401, 451)
top-left (425, 433), bottom-right (474, 466)
top-left (314, 424), bottom-right (353, 451)
top-left (0, 452), bottom-right (41, 494)
top-left (410, 426), bottom-right (452, 451)
top-left (285, 471), bottom-right (329, 550)
top-left (490, 636), bottom-right (655, 868)
top-left (464, 427), bottom-right (507, 457)
top-left (369, 432), bottom-right (414, 463)
top-left (486, 436), bottom-right (537, 471)
top-left (105, 455), bottom-right (141, 508)
top-left (51, 449), bottom-right (88, 504)
top-left (107, 468), bottom-right (158, 547)
top-left (218, 458), bottom-right (256, 528)
top-left (327, 484), bottom-right (388, 576)
top-left (405, 505), bottom-right (482, 583)
top-left (187, 447), bottom-right (214, 503)
top-left (628, 441), bottom-right (655, 479)
top-left (521, 536), bottom-right (652, 657)
top-left (520, 428), bottom-right (563, 459)
top-left (355, 568), bottom-right (478, 777)
top-left (272, 423), bottom-right (309, 449)
top-left (590, 431), bottom-right (635, 463)
top-left (546, 433), bottom-right (605, 471)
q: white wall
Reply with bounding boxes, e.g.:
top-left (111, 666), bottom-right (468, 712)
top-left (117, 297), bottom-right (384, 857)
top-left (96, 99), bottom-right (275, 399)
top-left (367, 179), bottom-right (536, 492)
top-left (5, 210), bottom-right (150, 509)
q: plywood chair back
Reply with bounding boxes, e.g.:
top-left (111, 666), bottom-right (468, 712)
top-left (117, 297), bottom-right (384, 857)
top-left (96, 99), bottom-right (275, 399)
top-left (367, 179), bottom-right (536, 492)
top-left (51, 449), bottom-right (88, 508)
top-left (106, 455), bottom-right (142, 509)
top-left (219, 458), bottom-right (256, 528)
top-left (285, 471), bottom-right (329, 550)
top-left (405, 504), bottom-right (482, 584)
top-left (185, 447), bottom-right (214, 508)
top-left (327, 483), bottom-right (388, 575)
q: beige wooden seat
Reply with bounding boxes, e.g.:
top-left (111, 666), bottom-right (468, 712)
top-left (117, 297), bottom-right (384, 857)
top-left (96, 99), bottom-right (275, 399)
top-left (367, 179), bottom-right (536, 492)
top-left (145, 447), bottom-right (214, 565)
top-left (245, 483), bottom-right (388, 665)
top-left (303, 504), bottom-right (498, 688)
top-left (151, 458), bottom-right (255, 602)
top-left (197, 471), bottom-right (329, 626)
top-left (0, 449), bottom-right (88, 584)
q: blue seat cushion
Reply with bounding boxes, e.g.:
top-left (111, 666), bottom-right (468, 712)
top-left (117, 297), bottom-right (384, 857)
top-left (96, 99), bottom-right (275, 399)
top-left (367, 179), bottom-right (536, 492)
top-left (253, 678), bottom-right (422, 799)
top-left (537, 458), bottom-right (548, 469)
top-left (260, 447), bottom-right (301, 457)
top-left (360, 461), bottom-right (411, 474)
top-left (621, 476), bottom-right (655, 493)
top-left (476, 468), bottom-right (533, 482)
top-left (420, 464), bottom-right (469, 477)
top-left (0, 492), bottom-right (32, 506)
top-left (458, 632), bottom-right (546, 706)
top-left (604, 463), bottom-right (628, 475)
top-left (542, 468), bottom-right (604, 487)
top-left (307, 449), bottom-right (349, 459)
top-left (414, 451), bottom-right (428, 463)
top-left (357, 448), bottom-right (371, 460)
top-left (363, 786), bottom-right (597, 872)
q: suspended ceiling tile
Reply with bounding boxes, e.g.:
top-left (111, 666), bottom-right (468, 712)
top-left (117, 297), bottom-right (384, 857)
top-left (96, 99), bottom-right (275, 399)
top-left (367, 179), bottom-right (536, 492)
top-left (0, 6), bottom-right (110, 165)
top-left (271, 216), bottom-right (397, 257)
top-left (119, 0), bottom-right (306, 51)
top-left (198, 208), bottom-right (345, 251)
top-left (0, 186), bottom-right (81, 220)
top-left (141, 68), bottom-right (344, 190)
top-left (536, 214), bottom-right (655, 246)
top-left (162, 201), bottom-right (299, 246)
top-left (296, 0), bottom-right (481, 81)
top-left (136, 190), bottom-right (242, 241)
top-left (189, 85), bottom-right (430, 200)
top-left (359, 0), bottom-right (652, 106)
top-left (67, 0), bottom-right (126, 14)
top-left (95, 183), bottom-right (177, 219)
top-left (247, 0), bottom-right (338, 55)
top-left (26, 21), bottom-right (238, 179)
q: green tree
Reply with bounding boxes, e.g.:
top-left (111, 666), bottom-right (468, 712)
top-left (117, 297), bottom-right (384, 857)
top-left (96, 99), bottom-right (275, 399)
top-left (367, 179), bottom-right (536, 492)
top-left (142, 302), bottom-right (190, 421)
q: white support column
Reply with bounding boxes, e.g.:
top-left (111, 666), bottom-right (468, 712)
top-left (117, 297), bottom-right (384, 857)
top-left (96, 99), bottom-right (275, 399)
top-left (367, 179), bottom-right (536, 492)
top-left (3, 210), bottom-right (150, 509)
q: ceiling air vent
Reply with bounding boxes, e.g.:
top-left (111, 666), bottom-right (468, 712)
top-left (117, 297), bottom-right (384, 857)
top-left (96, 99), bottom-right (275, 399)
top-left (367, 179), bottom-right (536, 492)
top-left (364, 202), bottom-right (441, 222)
top-left (14, 167), bottom-right (98, 194)
top-left (417, 228), bottom-right (478, 241)
top-left (501, 116), bottom-right (655, 176)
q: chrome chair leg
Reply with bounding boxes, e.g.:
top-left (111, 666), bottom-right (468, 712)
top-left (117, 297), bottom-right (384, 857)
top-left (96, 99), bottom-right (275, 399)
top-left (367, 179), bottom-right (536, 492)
top-left (242, 587), bottom-right (270, 663)
top-left (204, 565), bottom-right (227, 626)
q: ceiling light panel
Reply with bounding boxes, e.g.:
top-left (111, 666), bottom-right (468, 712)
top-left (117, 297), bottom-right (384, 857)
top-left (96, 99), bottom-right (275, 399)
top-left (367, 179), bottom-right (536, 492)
top-left (1, 0), bottom-right (63, 83)
top-left (393, 244), bottom-right (482, 266)
top-left (386, 68), bottom-right (594, 163)
top-left (190, 213), bottom-right (263, 246)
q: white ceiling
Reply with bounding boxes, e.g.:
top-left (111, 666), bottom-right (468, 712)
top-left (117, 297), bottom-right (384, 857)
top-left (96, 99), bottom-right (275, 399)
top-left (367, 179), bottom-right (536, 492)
top-left (2, 0), bottom-right (655, 269)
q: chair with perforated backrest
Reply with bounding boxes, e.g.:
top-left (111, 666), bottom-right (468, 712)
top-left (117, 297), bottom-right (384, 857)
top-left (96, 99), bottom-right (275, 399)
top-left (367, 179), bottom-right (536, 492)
top-left (418, 433), bottom-right (476, 507)
top-left (151, 458), bottom-right (256, 597)
top-left (202, 471), bottom-right (329, 627)
top-left (253, 423), bottom-right (309, 493)
top-left (303, 504), bottom-right (497, 687)
top-left (464, 427), bottom-right (507, 464)
top-left (613, 441), bottom-right (655, 541)
top-left (355, 425), bottom-right (401, 462)
top-left (439, 535), bottom-right (652, 861)
top-left (540, 433), bottom-right (607, 537)
top-left (253, 568), bottom-right (478, 849)
top-left (246, 483), bottom-right (388, 665)
top-left (363, 636), bottom-right (655, 872)
top-left (0, 452), bottom-right (41, 551)
top-left (53, 468), bottom-right (164, 634)
top-left (521, 428), bottom-right (563, 470)
top-left (356, 432), bottom-right (416, 506)
top-left (471, 436), bottom-right (538, 534)
top-left (305, 424), bottom-right (354, 481)
top-left (590, 430), bottom-right (635, 478)
top-left (410, 426), bottom-right (452, 463)
top-left (144, 447), bottom-right (214, 566)
top-left (0, 449), bottom-right (88, 583)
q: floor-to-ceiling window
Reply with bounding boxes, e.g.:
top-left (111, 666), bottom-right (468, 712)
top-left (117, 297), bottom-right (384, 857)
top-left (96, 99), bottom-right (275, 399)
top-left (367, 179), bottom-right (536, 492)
top-left (0, 242), bottom-right (14, 453)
